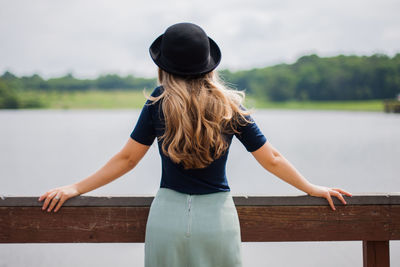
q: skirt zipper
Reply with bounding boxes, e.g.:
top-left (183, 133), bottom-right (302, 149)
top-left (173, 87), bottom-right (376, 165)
top-left (186, 195), bottom-right (192, 237)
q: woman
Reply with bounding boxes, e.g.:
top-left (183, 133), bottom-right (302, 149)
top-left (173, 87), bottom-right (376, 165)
top-left (39, 22), bottom-right (352, 267)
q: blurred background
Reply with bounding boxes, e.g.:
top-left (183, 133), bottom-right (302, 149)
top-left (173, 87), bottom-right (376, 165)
top-left (1, 0), bottom-right (399, 266)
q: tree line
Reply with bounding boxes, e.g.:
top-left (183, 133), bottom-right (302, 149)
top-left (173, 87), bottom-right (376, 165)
top-left (1, 53), bottom-right (400, 108)
top-left (0, 72), bottom-right (157, 92)
top-left (219, 53), bottom-right (400, 101)
top-left (0, 73), bottom-right (157, 108)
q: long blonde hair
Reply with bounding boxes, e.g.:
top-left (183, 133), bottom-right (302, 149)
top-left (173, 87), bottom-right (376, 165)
top-left (144, 68), bottom-right (254, 169)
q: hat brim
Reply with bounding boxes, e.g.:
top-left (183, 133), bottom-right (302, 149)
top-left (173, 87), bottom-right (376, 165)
top-left (149, 34), bottom-right (221, 76)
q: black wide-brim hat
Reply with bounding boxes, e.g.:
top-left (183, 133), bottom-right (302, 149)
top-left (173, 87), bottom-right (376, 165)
top-left (149, 22), bottom-right (221, 76)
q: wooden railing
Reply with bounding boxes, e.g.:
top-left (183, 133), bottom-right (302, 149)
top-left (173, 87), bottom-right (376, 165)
top-left (1, 194), bottom-right (399, 266)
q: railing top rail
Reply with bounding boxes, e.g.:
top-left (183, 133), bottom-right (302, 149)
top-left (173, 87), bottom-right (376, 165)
top-left (1, 193), bottom-right (399, 207)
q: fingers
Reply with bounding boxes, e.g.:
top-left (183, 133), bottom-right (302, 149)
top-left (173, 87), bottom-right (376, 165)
top-left (38, 189), bottom-right (55, 202)
top-left (47, 192), bottom-right (61, 212)
top-left (330, 189), bottom-right (347, 205)
top-left (309, 185), bottom-right (352, 211)
top-left (39, 185), bottom-right (77, 213)
top-left (54, 195), bottom-right (67, 213)
top-left (327, 188), bottom-right (353, 211)
top-left (332, 188), bottom-right (353, 197)
top-left (41, 191), bottom-right (56, 211)
top-left (324, 192), bottom-right (336, 211)
top-left (40, 190), bottom-right (61, 212)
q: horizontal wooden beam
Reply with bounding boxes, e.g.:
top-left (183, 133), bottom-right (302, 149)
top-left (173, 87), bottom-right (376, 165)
top-left (237, 205), bottom-right (400, 242)
top-left (0, 194), bottom-right (399, 244)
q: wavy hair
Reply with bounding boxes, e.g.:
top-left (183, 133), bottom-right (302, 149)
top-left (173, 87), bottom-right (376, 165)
top-left (143, 68), bottom-right (255, 169)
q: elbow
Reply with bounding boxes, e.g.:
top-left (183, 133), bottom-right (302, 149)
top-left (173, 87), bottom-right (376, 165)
top-left (252, 141), bottom-right (283, 171)
top-left (264, 148), bottom-right (282, 171)
top-left (117, 151), bottom-right (138, 169)
top-left (127, 158), bottom-right (138, 169)
top-left (266, 154), bottom-right (280, 170)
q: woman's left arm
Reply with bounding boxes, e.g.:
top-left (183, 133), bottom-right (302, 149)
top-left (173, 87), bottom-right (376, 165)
top-left (39, 138), bottom-right (150, 212)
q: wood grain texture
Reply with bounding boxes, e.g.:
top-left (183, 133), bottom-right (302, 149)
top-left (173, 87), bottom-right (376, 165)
top-left (1, 201), bottom-right (399, 243)
top-left (237, 205), bottom-right (400, 242)
top-left (0, 207), bottom-right (149, 243)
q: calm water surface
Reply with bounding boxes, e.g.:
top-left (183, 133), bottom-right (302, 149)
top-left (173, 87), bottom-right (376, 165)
top-left (1, 109), bottom-right (399, 267)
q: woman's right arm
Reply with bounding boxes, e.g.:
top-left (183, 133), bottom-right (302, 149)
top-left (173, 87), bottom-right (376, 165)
top-left (251, 141), bottom-right (352, 210)
top-left (38, 138), bottom-right (151, 212)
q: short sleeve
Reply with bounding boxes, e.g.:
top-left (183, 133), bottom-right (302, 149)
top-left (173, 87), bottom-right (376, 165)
top-left (234, 106), bottom-right (267, 152)
top-left (129, 93), bottom-right (158, 146)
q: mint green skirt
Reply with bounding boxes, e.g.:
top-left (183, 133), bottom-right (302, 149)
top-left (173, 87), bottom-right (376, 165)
top-left (144, 187), bottom-right (243, 267)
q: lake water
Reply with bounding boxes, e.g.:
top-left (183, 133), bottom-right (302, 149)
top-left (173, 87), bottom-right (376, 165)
top-left (1, 109), bottom-right (399, 267)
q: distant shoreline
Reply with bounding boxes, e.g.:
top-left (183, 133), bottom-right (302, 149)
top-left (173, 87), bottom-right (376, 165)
top-left (12, 90), bottom-right (384, 112)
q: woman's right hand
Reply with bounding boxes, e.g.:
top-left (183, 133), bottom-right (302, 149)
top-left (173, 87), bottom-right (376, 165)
top-left (307, 184), bottom-right (352, 211)
top-left (38, 184), bottom-right (81, 213)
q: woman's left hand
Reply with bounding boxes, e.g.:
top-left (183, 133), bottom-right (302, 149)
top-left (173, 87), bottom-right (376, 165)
top-left (38, 184), bottom-right (81, 213)
top-left (307, 184), bottom-right (352, 211)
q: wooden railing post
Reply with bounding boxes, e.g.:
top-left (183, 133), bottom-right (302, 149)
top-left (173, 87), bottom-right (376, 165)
top-left (363, 241), bottom-right (390, 267)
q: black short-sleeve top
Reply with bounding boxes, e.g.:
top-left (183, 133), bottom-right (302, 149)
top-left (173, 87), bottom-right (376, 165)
top-left (130, 86), bottom-right (267, 194)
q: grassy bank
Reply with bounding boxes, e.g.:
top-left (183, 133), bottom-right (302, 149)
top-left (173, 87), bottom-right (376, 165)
top-left (20, 90), bottom-right (147, 109)
top-left (248, 97), bottom-right (384, 111)
top-left (17, 90), bottom-right (384, 111)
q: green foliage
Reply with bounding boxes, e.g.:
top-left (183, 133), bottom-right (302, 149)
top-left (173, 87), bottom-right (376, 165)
top-left (220, 53), bottom-right (400, 101)
top-left (0, 78), bottom-right (44, 108)
top-left (96, 74), bottom-right (156, 90)
top-left (0, 79), bottom-right (19, 108)
top-left (47, 73), bottom-right (93, 91)
top-left (0, 72), bottom-right (157, 92)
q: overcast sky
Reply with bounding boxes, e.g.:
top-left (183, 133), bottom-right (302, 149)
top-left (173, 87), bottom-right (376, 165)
top-left (0, 0), bottom-right (399, 79)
